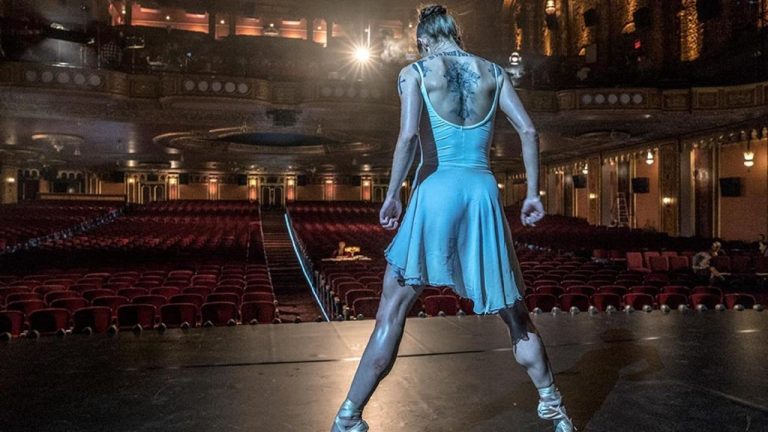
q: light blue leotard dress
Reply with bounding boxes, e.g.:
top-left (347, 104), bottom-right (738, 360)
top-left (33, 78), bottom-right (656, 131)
top-left (383, 60), bottom-right (526, 315)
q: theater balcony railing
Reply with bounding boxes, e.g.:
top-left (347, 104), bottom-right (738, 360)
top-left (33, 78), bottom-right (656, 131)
top-left (2, 61), bottom-right (768, 114)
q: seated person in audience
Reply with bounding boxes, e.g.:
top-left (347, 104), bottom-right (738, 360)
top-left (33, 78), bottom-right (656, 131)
top-left (758, 234), bottom-right (767, 256)
top-left (692, 243), bottom-right (724, 282)
top-left (330, 241), bottom-right (347, 258)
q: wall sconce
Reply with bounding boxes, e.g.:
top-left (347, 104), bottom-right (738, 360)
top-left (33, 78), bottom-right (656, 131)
top-left (539, 190), bottom-right (547, 196)
top-left (5, 177), bottom-right (16, 184)
top-left (588, 192), bottom-right (597, 200)
top-left (744, 149), bottom-right (755, 168)
top-left (401, 181), bottom-right (408, 187)
top-left (325, 178), bottom-right (333, 184)
top-left (362, 180), bottom-right (371, 187)
top-left (169, 177), bottom-right (178, 185)
top-left (645, 149), bottom-right (654, 165)
top-left (209, 177), bottom-right (218, 183)
top-left (248, 178), bottom-right (257, 187)
top-left (497, 183), bottom-right (504, 189)
top-left (127, 177), bottom-right (136, 184)
top-left (662, 196), bottom-right (674, 206)
top-left (581, 164), bottom-right (589, 175)
top-left (287, 178), bottom-right (295, 186)
top-left (545, 0), bottom-right (556, 15)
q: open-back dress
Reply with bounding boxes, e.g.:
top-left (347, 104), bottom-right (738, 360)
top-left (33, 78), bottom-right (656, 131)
top-left (383, 56), bottom-right (526, 315)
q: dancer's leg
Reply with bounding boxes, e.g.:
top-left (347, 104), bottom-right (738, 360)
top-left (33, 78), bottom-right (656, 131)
top-left (332, 263), bottom-right (424, 430)
top-left (498, 301), bottom-right (554, 387)
top-left (499, 301), bottom-right (575, 431)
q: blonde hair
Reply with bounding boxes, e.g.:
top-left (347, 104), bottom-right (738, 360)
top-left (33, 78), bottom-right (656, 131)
top-left (416, 4), bottom-right (463, 48)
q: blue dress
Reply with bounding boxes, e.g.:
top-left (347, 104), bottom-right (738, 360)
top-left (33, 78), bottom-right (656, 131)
top-left (383, 61), bottom-right (526, 315)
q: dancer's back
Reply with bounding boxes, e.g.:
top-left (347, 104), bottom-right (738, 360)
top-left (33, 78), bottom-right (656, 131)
top-left (409, 52), bottom-right (502, 174)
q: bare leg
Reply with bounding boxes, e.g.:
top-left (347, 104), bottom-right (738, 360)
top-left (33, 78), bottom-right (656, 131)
top-left (499, 301), bottom-right (575, 431)
top-left (332, 263), bottom-right (424, 431)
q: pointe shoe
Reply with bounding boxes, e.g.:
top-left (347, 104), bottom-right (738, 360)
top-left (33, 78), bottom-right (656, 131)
top-left (538, 393), bottom-right (576, 432)
top-left (331, 399), bottom-right (369, 432)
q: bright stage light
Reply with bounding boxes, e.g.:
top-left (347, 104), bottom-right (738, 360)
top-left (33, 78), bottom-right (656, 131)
top-left (354, 46), bottom-right (371, 63)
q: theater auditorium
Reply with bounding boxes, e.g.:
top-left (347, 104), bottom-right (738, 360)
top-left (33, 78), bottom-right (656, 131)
top-left (0, 1), bottom-right (767, 431)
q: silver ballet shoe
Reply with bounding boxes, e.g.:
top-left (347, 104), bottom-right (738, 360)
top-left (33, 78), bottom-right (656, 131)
top-left (537, 387), bottom-right (576, 432)
top-left (331, 399), bottom-right (369, 432)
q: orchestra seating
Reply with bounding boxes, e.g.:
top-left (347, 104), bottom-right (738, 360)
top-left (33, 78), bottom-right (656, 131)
top-left (287, 201), bottom-right (767, 320)
top-left (0, 200), bottom-right (122, 251)
top-left (0, 201), bottom-right (278, 338)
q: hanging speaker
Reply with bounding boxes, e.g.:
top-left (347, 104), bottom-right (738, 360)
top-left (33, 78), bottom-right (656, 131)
top-left (583, 9), bottom-right (598, 27)
top-left (696, 0), bottom-right (722, 21)
top-left (633, 7), bottom-right (651, 28)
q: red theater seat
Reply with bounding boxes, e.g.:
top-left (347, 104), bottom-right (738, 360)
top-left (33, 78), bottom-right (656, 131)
top-left (132, 295), bottom-right (167, 309)
top-left (92, 296), bottom-right (130, 313)
top-left (159, 303), bottom-right (198, 328)
top-left (623, 293), bottom-right (655, 310)
top-left (352, 297), bottom-right (380, 318)
top-left (241, 301), bottom-right (278, 324)
top-left (169, 294), bottom-right (205, 309)
top-left (524, 294), bottom-right (558, 312)
top-left (201, 302), bottom-right (239, 326)
top-left (117, 304), bottom-right (156, 330)
top-left (723, 293), bottom-right (756, 309)
top-left (73, 307), bottom-right (113, 334)
top-left (559, 294), bottom-right (590, 312)
top-left (0, 311), bottom-right (25, 337)
top-left (423, 295), bottom-right (460, 316)
top-left (690, 293), bottom-right (721, 309)
top-left (590, 293), bottom-right (622, 311)
top-left (29, 308), bottom-right (71, 335)
top-left (657, 293), bottom-right (688, 309)
top-left (50, 297), bottom-right (90, 313)
top-left (6, 299), bottom-right (47, 316)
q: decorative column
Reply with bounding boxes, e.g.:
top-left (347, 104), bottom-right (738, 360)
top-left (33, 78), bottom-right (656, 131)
top-left (587, 156), bottom-right (601, 225)
top-left (659, 141), bottom-right (680, 236)
top-left (692, 142), bottom-right (716, 238)
top-left (125, 0), bottom-right (133, 26)
top-left (1, 165), bottom-right (18, 204)
top-left (361, 177), bottom-right (372, 201)
top-left (167, 174), bottom-right (179, 200)
top-left (229, 12), bottom-right (237, 37)
top-left (207, 177), bottom-right (220, 200)
top-left (286, 176), bottom-right (296, 202)
top-left (247, 176), bottom-right (259, 202)
top-left (306, 17), bottom-right (315, 42)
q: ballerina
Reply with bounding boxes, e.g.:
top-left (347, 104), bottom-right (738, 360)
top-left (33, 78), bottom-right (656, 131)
top-left (332, 4), bottom-right (574, 431)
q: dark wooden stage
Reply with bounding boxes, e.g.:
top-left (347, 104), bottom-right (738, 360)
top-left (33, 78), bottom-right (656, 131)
top-left (1, 311), bottom-right (766, 432)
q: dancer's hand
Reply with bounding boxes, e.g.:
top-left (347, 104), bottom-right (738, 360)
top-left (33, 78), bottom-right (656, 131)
top-left (380, 196), bottom-right (402, 231)
top-left (521, 197), bottom-right (544, 227)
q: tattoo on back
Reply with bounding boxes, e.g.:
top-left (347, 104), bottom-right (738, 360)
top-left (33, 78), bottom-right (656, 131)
top-left (444, 62), bottom-right (480, 120)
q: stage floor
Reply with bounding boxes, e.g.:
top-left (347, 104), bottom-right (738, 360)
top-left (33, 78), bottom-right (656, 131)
top-left (1, 311), bottom-right (767, 432)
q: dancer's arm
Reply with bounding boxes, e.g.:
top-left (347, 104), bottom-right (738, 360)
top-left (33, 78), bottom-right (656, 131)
top-left (498, 69), bottom-right (544, 226)
top-left (385, 66), bottom-right (422, 200)
top-left (380, 66), bottom-right (422, 230)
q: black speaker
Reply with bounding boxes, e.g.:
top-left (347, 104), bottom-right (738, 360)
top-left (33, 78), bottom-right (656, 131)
top-left (583, 8), bottom-right (598, 27)
top-left (633, 7), bottom-right (651, 28)
top-left (179, 173), bottom-right (189, 185)
top-left (696, 0), bottom-right (721, 21)
top-left (109, 171), bottom-right (125, 183)
top-left (572, 174), bottom-right (587, 189)
top-left (719, 177), bottom-right (742, 197)
top-left (631, 177), bottom-right (650, 194)
top-left (351, 175), bottom-right (362, 184)
top-left (297, 175), bottom-right (308, 186)
top-left (236, 174), bottom-right (248, 186)
top-left (42, 167), bottom-right (58, 182)
top-left (545, 14), bottom-right (558, 30)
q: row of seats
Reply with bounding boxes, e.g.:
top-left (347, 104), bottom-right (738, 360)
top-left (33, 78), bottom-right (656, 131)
top-left (524, 292), bottom-right (759, 312)
top-left (0, 300), bottom-right (280, 338)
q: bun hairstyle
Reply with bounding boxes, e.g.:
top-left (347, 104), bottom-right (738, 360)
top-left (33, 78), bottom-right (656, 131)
top-left (416, 4), bottom-right (463, 49)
